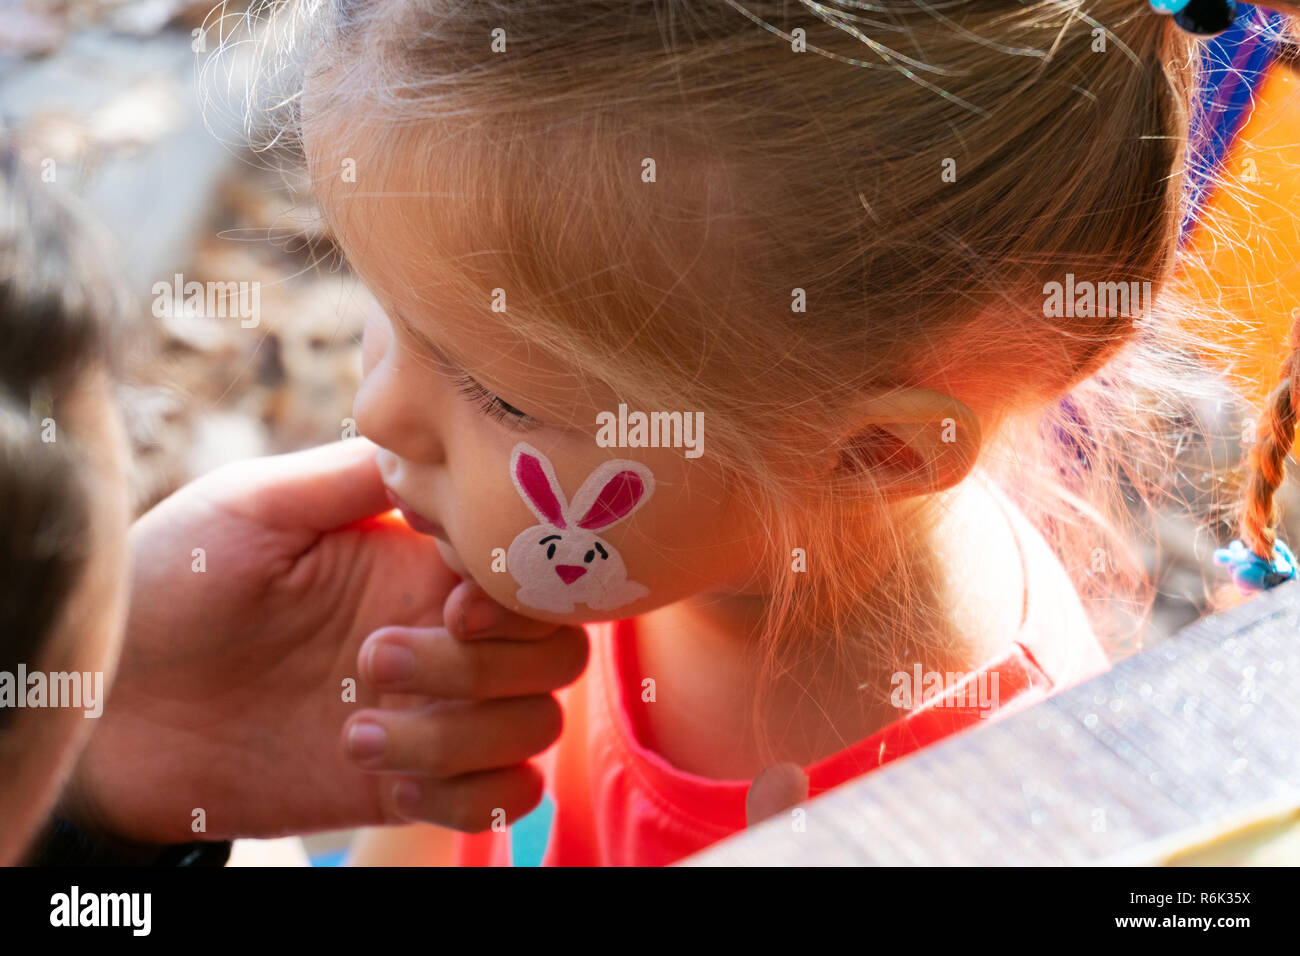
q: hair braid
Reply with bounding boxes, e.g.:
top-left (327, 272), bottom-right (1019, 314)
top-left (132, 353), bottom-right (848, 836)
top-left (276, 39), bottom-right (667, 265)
top-left (1240, 307), bottom-right (1300, 562)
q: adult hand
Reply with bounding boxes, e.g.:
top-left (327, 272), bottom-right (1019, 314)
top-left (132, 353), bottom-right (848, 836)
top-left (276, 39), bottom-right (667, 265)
top-left (59, 438), bottom-right (587, 844)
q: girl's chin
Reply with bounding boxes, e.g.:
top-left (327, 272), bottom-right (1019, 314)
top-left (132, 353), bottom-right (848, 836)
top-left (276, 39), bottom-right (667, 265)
top-left (431, 539), bottom-right (660, 626)
top-left (430, 539), bottom-right (529, 615)
top-left (433, 538), bottom-right (470, 578)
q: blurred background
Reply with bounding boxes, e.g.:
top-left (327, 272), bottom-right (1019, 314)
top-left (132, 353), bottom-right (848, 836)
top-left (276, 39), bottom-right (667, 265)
top-left (1, 0), bottom-right (373, 865)
top-left (3, 0), bottom-right (1299, 866)
top-left (1, 0), bottom-right (371, 517)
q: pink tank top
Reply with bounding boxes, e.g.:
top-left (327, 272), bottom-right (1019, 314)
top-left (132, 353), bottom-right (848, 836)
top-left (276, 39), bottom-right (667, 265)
top-left (451, 615), bottom-right (1061, 866)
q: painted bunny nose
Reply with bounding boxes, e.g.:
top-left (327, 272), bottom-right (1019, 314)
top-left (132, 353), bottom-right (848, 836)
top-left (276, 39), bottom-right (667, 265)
top-left (555, 564), bottom-right (587, 585)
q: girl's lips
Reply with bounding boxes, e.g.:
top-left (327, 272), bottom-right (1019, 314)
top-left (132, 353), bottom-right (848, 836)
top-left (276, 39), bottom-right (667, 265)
top-left (384, 489), bottom-right (449, 541)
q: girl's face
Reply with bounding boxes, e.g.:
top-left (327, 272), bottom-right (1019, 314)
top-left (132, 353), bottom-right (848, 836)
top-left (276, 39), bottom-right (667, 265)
top-left (310, 129), bottom-right (772, 625)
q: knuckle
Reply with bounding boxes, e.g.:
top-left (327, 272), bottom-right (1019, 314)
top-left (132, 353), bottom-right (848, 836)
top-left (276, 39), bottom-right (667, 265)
top-left (515, 766), bottom-right (546, 811)
top-left (383, 777), bottom-right (423, 824)
top-left (535, 695), bottom-right (564, 747)
top-left (442, 581), bottom-right (473, 631)
top-left (453, 805), bottom-right (491, 833)
top-left (439, 789), bottom-right (491, 833)
top-left (560, 630), bottom-right (590, 681)
top-left (422, 721), bottom-right (456, 777)
top-left (461, 646), bottom-right (492, 697)
top-left (538, 631), bottom-right (588, 688)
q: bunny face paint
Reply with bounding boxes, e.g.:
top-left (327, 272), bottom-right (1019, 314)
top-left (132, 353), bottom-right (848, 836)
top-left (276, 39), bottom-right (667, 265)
top-left (508, 443), bottom-right (654, 614)
top-left (311, 127), bottom-right (780, 626)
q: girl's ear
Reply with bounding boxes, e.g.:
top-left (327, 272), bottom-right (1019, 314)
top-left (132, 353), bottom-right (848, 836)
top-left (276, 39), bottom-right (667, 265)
top-left (571, 459), bottom-right (655, 531)
top-left (510, 443), bottom-right (569, 528)
top-left (828, 388), bottom-right (982, 503)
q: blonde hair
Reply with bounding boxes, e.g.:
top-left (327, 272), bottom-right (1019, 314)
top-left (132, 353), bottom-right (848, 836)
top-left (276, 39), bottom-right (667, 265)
top-left (215, 0), bottom-right (1299, 762)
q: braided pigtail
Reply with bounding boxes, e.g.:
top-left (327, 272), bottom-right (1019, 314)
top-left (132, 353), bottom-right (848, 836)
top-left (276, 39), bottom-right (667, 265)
top-left (1215, 307), bottom-right (1300, 593)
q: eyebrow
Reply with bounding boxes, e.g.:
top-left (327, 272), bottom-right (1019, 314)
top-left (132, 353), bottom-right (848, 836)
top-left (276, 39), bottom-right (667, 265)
top-left (391, 307), bottom-right (463, 371)
top-left (389, 303), bottom-right (600, 430)
top-left (391, 305), bottom-right (552, 418)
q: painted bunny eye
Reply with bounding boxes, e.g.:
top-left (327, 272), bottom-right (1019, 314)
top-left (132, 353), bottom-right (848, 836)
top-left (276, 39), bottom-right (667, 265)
top-left (584, 549), bottom-right (595, 563)
top-left (540, 534), bottom-right (560, 560)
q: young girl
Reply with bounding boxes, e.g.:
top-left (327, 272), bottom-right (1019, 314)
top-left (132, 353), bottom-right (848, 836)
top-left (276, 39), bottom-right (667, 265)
top-left (232, 0), bottom-right (1300, 865)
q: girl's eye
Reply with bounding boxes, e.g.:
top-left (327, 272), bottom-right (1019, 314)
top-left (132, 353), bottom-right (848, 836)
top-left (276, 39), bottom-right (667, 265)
top-left (454, 372), bottom-right (541, 431)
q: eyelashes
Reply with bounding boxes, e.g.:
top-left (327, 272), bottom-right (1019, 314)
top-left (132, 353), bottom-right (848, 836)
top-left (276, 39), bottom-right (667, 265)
top-left (454, 371), bottom-right (541, 431)
top-left (390, 315), bottom-right (542, 431)
top-left (388, 310), bottom-right (543, 431)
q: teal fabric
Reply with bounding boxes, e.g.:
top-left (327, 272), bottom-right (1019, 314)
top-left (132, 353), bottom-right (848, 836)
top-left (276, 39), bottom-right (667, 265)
top-left (510, 791), bottom-right (556, 867)
top-left (306, 792), bottom-right (555, 866)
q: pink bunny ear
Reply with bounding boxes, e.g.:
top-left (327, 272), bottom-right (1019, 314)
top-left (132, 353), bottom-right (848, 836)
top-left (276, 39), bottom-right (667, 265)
top-left (512, 444), bottom-right (567, 529)
top-left (574, 466), bottom-right (651, 530)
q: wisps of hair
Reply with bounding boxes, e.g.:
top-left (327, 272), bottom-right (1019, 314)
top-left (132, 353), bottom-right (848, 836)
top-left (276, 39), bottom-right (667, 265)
top-left (207, 0), bottom-right (1300, 764)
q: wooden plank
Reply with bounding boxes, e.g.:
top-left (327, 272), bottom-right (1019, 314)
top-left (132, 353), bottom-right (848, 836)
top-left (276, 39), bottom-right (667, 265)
top-left (683, 580), bottom-right (1300, 865)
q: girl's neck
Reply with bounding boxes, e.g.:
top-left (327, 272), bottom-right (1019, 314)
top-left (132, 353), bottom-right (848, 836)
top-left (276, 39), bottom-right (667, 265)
top-left (632, 469), bottom-right (1026, 779)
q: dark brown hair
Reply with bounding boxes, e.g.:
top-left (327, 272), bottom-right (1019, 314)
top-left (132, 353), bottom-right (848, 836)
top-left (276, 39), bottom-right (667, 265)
top-left (0, 143), bottom-right (125, 728)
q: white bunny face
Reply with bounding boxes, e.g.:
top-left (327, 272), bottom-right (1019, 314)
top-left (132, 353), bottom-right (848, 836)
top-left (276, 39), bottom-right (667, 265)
top-left (506, 442), bottom-right (655, 614)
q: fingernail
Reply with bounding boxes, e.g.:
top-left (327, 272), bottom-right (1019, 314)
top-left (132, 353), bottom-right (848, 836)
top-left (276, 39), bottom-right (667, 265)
top-left (463, 598), bottom-right (503, 634)
top-left (392, 779), bottom-right (420, 818)
top-left (347, 722), bottom-right (386, 761)
top-left (369, 642), bottom-right (415, 683)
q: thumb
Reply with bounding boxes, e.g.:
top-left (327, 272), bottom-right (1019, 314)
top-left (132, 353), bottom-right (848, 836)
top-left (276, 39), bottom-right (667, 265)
top-left (203, 437), bottom-right (393, 534)
top-left (745, 762), bottom-right (810, 828)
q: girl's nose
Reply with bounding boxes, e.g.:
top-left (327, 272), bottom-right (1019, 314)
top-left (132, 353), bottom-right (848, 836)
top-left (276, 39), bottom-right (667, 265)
top-left (353, 316), bottom-right (447, 464)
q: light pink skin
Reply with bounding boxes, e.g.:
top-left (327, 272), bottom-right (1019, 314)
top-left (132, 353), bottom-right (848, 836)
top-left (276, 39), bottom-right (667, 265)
top-left (506, 442), bottom-right (654, 614)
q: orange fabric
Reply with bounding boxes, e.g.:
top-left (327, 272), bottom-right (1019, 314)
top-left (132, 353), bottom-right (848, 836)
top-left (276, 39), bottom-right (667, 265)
top-left (1175, 65), bottom-right (1300, 410)
top-left (452, 616), bottom-right (1065, 867)
top-left (450, 62), bottom-right (1300, 869)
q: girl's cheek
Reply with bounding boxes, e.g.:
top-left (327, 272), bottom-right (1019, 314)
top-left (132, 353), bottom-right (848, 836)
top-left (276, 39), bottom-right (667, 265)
top-left (458, 472), bottom-right (675, 626)
top-left (478, 440), bottom-right (663, 621)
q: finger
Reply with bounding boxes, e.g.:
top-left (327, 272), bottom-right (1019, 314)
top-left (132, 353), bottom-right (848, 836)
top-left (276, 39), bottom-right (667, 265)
top-left (745, 763), bottom-right (809, 828)
top-left (203, 437), bottom-right (393, 533)
top-left (259, 437), bottom-right (388, 531)
top-left (443, 578), bottom-right (564, 641)
top-left (381, 764), bottom-right (546, 833)
top-left (344, 696), bottom-right (564, 778)
top-left (360, 625), bottom-right (589, 699)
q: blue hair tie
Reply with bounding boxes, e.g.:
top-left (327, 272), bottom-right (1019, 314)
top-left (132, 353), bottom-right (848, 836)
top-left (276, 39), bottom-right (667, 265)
top-left (1214, 538), bottom-right (1298, 595)
top-left (1149, 0), bottom-right (1238, 36)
